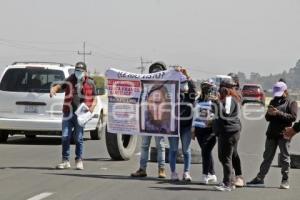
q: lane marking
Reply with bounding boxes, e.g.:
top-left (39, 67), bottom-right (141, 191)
top-left (27, 192), bottom-right (53, 200)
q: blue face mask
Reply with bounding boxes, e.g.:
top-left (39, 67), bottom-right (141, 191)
top-left (75, 70), bottom-right (85, 80)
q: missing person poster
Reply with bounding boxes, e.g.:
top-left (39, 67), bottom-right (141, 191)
top-left (105, 68), bottom-right (181, 137)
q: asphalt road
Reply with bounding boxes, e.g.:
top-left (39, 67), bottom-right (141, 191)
top-left (1, 105), bottom-right (300, 200)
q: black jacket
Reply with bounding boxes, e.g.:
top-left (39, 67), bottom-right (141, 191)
top-left (180, 80), bottom-right (197, 127)
top-left (265, 97), bottom-right (298, 139)
top-left (213, 96), bottom-right (241, 135)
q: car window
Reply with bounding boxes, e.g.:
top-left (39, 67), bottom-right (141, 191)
top-left (0, 68), bottom-right (65, 93)
top-left (242, 85), bottom-right (260, 91)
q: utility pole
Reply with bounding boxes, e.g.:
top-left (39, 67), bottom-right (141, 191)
top-left (77, 41), bottom-right (92, 63)
top-left (137, 57), bottom-right (152, 74)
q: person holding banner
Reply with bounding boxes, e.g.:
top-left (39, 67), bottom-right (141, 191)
top-left (168, 66), bottom-right (197, 181)
top-left (131, 62), bottom-right (167, 178)
top-left (192, 80), bottom-right (218, 184)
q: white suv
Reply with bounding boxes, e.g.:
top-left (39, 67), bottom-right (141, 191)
top-left (0, 62), bottom-right (106, 142)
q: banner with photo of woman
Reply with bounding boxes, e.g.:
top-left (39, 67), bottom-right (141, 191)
top-left (105, 68), bottom-right (181, 137)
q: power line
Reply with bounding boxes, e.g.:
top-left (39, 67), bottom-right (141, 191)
top-left (0, 37), bottom-right (141, 63)
top-left (88, 42), bottom-right (139, 61)
top-left (0, 40), bottom-right (76, 53)
top-left (0, 37), bottom-right (80, 45)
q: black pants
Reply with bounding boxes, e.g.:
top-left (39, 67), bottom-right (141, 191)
top-left (195, 128), bottom-right (217, 175)
top-left (232, 144), bottom-right (242, 176)
top-left (218, 132), bottom-right (241, 186)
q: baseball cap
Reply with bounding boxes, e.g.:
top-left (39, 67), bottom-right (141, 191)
top-left (273, 81), bottom-right (287, 97)
top-left (75, 62), bottom-right (87, 71)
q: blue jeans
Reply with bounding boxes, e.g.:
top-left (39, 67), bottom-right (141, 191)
top-left (140, 136), bottom-right (166, 170)
top-left (62, 113), bottom-right (84, 161)
top-left (168, 126), bottom-right (192, 173)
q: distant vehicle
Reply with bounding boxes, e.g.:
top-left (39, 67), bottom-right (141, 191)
top-left (211, 75), bottom-right (233, 87)
top-left (241, 84), bottom-right (265, 106)
top-left (0, 62), bottom-right (137, 160)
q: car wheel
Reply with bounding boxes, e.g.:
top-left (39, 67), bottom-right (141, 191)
top-left (0, 130), bottom-right (9, 143)
top-left (90, 111), bottom-right (105, 140)
top-left (105, 126), bottom-right (138, 160)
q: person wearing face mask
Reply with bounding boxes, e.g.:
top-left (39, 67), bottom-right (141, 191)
top-left (168, 66), bottom-right (197, 182)
top-left (247, 81), bottom-right (298, 189)
top-left (50, 62), bottom-right (97, 170)
top-left (192, 80), bottom-right (218, 185)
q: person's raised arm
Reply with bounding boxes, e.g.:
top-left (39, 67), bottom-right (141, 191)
top-left (50, 85), bottom-right (62, 98)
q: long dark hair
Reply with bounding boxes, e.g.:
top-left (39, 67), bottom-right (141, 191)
top-left (219, 87), bottom-right (241, 102)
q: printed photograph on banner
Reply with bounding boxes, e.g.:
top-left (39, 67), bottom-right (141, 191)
top-left (107, 79), bottom-right (141, 134)
top-left (140, 80), bottom-right (179, 136)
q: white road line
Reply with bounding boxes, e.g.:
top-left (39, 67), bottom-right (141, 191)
top-left (27, 192), bottom-right (53, 200)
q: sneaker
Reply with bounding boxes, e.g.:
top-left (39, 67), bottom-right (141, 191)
top-left (202, 174), bottom-right (218, 185)
top-left (158, 168), bottom-right (166, 179)
top-left (235, 176), bottom-right (245, 187)
top-left (280, 179), bottom-right (290, 189)
top-left (56, 160), bottom-right (71, 169)
top-left (207, 174), bottom-right (218, 184)
top-left (214, 183), bottom-right (232, 192)
top-left (171, 172), bottom-right (180, 181)
top-left (75, 159), bottom-right (84, 170)
top-left (182, 172), bottom-right (192, 182)
top-left (246, 177), bottom-right (265, 187)
top-left (131, 168), bottom-right (147, 177)
top-left (201, 174), bottom-right (210, 184)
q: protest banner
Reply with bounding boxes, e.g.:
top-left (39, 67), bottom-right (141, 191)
top-left (105, 68), bottom-right (181, 137)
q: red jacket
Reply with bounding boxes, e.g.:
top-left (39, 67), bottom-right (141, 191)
top-left (62, 74), bottom-right (96, 114)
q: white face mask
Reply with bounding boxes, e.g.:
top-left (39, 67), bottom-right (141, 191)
top-left (75, 70), bottom-right (85, 80)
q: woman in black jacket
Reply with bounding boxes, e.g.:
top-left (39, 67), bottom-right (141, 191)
top-left (213, 80), bottom-right (242, 192)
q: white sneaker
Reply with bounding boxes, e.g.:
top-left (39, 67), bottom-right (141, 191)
top-left (171, 172), bottom-right (179, 181)
top-left (207, 174), bottom-right (218, 184)
top-left (202, 174), bottom-right (210, 184)
top-left (56, 161), bottom-right (71, 169)
top-left (75, 159), bottom-right (84, 170)
top-left (183, 172), bottom-right (192, 182)
top-left (202, 174), bottom-right (217, 184)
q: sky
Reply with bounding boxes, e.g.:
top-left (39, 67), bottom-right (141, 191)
top-left (0, 0), bottom-right (299, 79)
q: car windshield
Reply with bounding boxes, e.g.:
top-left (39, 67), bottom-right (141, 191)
top-left (0, 68), bottom-right (65, 93)
top-left (243, 85), bottom-right (260, 91)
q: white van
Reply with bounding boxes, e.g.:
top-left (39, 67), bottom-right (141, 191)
top-left (211, 75), bottom-right (233, 87)
top-left (0, 62), bottom-right (106, 142)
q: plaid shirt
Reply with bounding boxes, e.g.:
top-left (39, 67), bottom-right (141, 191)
top-left (61, 74), bottom-right (96, 114)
